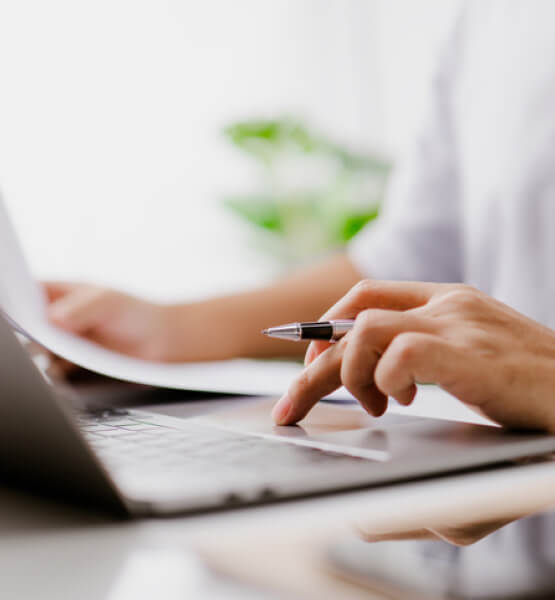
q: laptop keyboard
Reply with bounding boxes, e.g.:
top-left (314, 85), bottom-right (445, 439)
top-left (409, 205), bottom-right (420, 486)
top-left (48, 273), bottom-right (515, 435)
top-left (76, 409), bottom-right (359, 478)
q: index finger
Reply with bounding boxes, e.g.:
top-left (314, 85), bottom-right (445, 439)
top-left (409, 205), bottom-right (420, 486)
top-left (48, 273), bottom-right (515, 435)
top-left (323, 280), bottom-right (441, 321)
top-left (305, 280), bottom-right (442, 366)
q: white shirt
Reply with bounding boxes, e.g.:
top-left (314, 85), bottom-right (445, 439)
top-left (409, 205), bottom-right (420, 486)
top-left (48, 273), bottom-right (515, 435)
top-left (349, 0), bottom-right (555, 328)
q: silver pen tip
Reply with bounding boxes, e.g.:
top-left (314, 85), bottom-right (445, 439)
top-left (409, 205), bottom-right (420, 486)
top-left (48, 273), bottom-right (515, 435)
top-left (261, 324), bottom-right (301, 341)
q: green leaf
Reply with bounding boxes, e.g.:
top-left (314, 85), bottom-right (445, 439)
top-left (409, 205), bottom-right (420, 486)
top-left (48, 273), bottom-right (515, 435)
top-left (223, 118), bottom-right (323, 162)
top-left (336, 208), bottom-right (379, 242)
top-left (223, 195), bottom-right (284, 232)
top-left (220, 116), bottom-right (392, 261)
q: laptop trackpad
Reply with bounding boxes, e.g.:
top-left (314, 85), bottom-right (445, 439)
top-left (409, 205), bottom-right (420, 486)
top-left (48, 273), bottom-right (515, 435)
top-left (197, 397), bottom-right (555, 468)
top-left (199, 399), bottom-right (422, 461)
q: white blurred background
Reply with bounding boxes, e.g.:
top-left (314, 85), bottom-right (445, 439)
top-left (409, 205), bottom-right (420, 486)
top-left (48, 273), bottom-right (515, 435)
top-left (0, 0), bottom-right (459, 302)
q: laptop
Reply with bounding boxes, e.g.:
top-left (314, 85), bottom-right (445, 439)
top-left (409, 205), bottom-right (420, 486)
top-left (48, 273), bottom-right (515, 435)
top-left (2, 311), bottom-right (555, 516)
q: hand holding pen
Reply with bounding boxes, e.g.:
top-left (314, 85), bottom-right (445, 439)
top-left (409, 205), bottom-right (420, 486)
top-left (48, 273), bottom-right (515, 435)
top-left (264, 280), bottom-right (555, 434)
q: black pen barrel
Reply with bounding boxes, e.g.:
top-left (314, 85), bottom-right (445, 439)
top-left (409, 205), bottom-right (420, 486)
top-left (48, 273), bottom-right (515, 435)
top-left (299, 322), bottom-right (334, 340)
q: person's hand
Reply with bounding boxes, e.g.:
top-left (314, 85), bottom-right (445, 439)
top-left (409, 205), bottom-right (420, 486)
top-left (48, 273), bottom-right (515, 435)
top-left (44, 282), bottom-right (177, 361)
top-left (272, 281), bottom-right (555, 432)
top-left (357, 516), bottom-right (518, 547)
top-left (43, 281), bottom-right (255, 362)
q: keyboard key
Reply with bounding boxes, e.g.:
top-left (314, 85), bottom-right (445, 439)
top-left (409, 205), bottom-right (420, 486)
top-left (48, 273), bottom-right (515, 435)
top-left (77, 411), bottom-right (370, 487)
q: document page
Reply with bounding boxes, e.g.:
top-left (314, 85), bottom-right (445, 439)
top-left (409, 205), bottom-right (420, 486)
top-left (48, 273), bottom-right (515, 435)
top-left (0, 197), bottom-right (312, 396)
top-left (0, 197), bottom-right (482, 418)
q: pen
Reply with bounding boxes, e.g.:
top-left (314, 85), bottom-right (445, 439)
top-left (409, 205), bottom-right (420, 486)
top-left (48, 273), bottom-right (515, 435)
top-left (262, 319), bottom-right (355, 342)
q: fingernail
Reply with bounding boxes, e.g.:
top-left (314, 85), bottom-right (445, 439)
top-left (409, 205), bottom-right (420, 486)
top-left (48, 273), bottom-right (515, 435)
top-left (272, 394), bottom-right (292, 425)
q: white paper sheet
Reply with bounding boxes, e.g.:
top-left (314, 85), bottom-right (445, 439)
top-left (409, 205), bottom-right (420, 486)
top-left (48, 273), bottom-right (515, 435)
top-left (0, 198), bottom-right (484, 421)
top-left (0, 197), bottom-right (340, 397)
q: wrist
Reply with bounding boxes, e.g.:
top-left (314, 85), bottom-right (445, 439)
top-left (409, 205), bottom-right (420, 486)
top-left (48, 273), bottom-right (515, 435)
top-left (159, 301), bottom-right (246, 362)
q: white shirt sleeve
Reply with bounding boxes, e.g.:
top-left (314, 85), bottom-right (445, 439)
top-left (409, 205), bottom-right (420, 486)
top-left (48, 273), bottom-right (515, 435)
top-left (348, 12), bottom-right (465, 283)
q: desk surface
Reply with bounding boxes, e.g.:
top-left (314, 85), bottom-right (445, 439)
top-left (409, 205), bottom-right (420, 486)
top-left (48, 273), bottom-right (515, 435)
top-left (2, 388), bottom-right (555, 600)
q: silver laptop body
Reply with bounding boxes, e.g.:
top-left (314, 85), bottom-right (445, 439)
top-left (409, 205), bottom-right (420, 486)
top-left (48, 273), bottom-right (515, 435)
top-left (2, 312), bottom-right (555, 517)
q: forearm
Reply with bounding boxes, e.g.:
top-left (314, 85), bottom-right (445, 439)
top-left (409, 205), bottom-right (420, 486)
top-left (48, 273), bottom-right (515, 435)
top-left (164, 253), bottom-right (363, 361)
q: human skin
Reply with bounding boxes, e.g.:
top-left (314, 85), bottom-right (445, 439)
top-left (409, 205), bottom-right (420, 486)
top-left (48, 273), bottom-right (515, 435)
top-left (44, 253), bottom-right (362, 363)
top-left (272, 280), bottom-right (555, 433)
top-left (357, 516), bottom-right (518, 546)
top-left (44, 270), bottom-right (555, 544)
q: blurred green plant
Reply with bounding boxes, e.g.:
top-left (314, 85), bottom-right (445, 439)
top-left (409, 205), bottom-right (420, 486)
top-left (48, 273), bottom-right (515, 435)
top-left (222, 117), bottom-right (392, 264)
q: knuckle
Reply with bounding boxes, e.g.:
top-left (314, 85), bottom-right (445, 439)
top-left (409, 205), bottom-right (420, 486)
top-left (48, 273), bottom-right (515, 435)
top-left (291, 369), bottom-right (312, 396)
top-left (356, 309), bottom-right (382, 332)
top-left (348, 279), bottom-right (376, 302)
top-left (440, 286), bottom-right (482, 311)
top-left (389, 333), bottom-right (423, 364)
top-left (339, 341), bottom-right (373, 393)
top-left (340, 360), bottom-right (364, 391)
